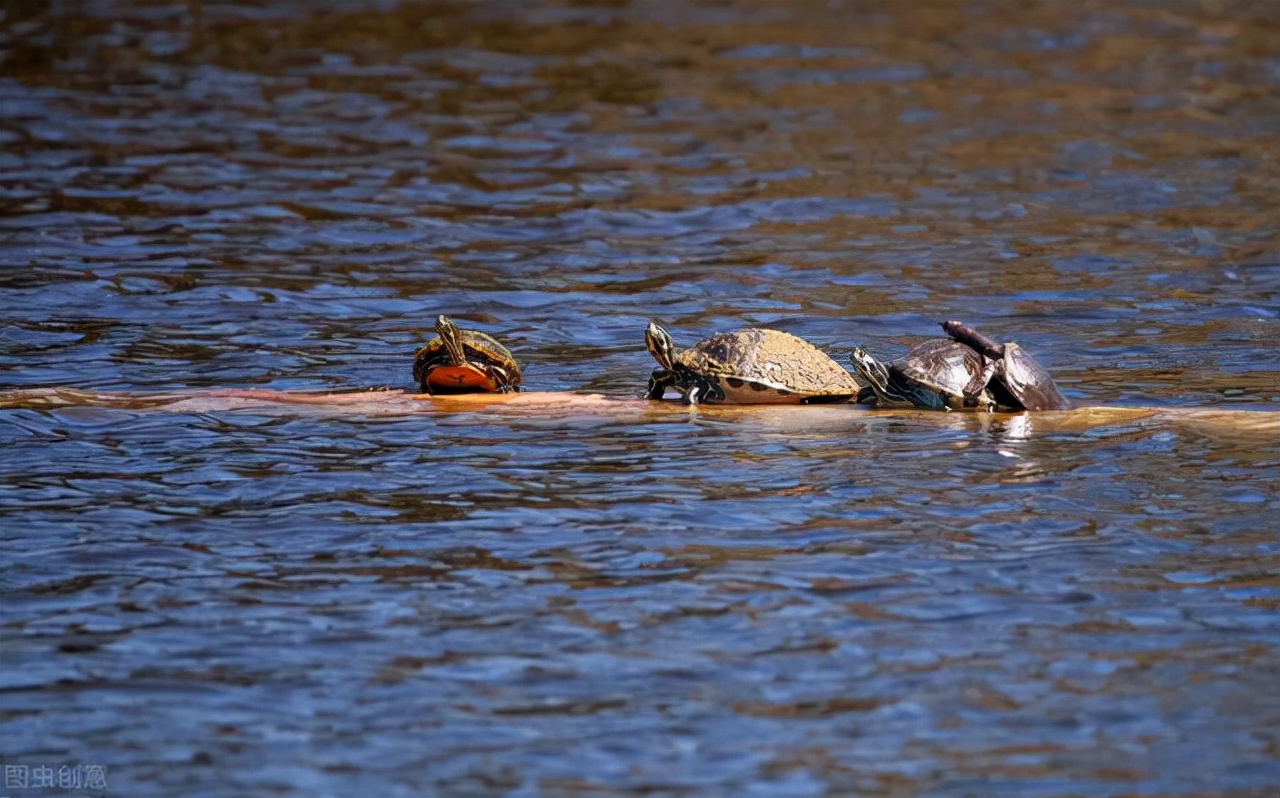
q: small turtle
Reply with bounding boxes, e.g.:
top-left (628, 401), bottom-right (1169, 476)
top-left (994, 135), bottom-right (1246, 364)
top-left (644, 321), bottom-right (861, 405)
top-left (850, 338), bottom-right (996, 411)
top-left (412, 315), bottom-right (522, 395)
top-left (941, 320), bottom-right (1070, 411)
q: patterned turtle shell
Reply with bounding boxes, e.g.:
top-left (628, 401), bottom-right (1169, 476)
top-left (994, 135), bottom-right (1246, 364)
top-left (413, 315), bottom-right (521, 395)
top-left (645, 321), bottom-right (860, 405)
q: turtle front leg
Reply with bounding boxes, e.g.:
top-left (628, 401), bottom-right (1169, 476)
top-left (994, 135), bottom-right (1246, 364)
top-left (964, 357), bottom-right (1000, 410)
top-left (673, 374), bottom-right (701, 405)
top-left (487, 365), bottom-right (519, 393)
top-left (672, 376), bottom-right (710, 405)
top-left (647, 369), bottom-right (675, 400)
top-left (687, 376), bottom-right (724, 405)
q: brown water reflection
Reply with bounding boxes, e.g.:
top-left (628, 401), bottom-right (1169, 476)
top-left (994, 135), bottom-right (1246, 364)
top-left (3, 0), bottom-right (1280, 795)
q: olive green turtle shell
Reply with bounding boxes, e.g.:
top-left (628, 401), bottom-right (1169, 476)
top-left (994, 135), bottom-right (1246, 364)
top-left (677, 328), bottom-right (860, 398)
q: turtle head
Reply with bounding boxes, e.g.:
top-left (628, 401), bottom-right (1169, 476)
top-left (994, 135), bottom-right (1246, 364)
top-left (941, 319), bottom-right (1004, 360)
top-left (850, 347), bottom-right (889, 393)
top-left (435, 315), bottom-right (468, 366)
top-left (645, 321), bottom-right (678, 370)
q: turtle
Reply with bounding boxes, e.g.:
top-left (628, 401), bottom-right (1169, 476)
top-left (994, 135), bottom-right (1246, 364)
top-left (412, 315), bottom-right (522, 395)
top-left (644, 321), bottom-right (861, 405)
top-left (940, 320), bottom-right (1071, 411)
top-left (850, 338), bottom-right (997, 411)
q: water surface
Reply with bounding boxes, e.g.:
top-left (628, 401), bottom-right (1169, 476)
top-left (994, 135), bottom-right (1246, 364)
top-left (2, 0), bottom-right (1279, 795)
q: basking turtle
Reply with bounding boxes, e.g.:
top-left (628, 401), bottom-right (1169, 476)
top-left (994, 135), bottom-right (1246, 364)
top-left (412, 315), bottom-right (522, 395)
top-left (941, 320), bottom-right (1070, 411)
top-left (644, 321), bottom-right (861, 405)
top-left (850, 338), bottom-right (996, 411)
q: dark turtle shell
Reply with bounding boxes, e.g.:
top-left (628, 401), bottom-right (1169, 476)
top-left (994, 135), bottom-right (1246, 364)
top-left (941, 320), bottom-right (1070, 411)
top-left (413, 316), bottom-right (521, 395)
top-left (852, 339), bottom-right (994, 411)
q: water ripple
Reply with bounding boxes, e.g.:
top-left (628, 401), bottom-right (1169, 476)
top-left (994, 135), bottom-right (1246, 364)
top-left (3, 0), bottom-right (1280, 794)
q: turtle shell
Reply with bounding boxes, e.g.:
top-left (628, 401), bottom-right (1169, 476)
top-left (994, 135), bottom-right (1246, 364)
top-left (412, 327), bottom-right (521, 394)
top-left (890, 339), bottom-right (986, 397)
top-left (676, 328), bottom-right (860, 403)
top-left (991, 343), bottom-right (1070, 411)
top-left (879, 338), bottom-right (994, 409)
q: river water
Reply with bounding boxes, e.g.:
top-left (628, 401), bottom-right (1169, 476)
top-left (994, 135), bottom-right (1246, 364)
top-left (2, 0), bottom-right (1279, 795)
